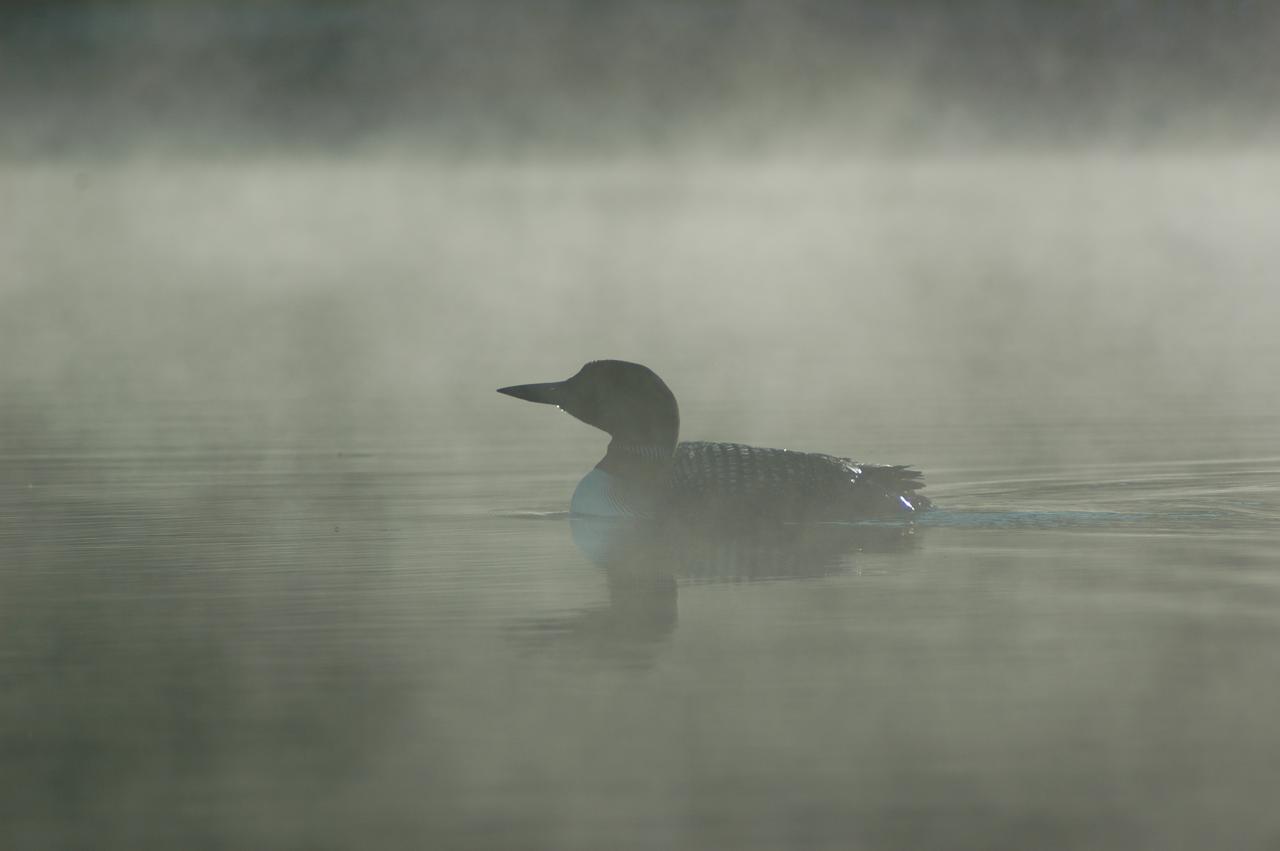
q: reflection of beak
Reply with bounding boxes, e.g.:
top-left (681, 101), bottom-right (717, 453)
top-left (496, 381), bottom-right (566, 406)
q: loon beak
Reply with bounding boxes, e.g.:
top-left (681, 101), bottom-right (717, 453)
top-left (497, 381), bottom-right (566, 406)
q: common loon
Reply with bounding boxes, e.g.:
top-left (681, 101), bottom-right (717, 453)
top-left (497, 360), bottom-right (930, 524)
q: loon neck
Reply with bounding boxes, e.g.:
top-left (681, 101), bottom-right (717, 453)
top-left (597, 439), bottom-right (676, 478)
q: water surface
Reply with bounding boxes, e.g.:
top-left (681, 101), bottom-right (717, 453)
top-left (4, 392), bottom-right (1279, 850)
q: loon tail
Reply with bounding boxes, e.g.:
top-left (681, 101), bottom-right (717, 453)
top-left (855, 463), bottom-right (932, 513)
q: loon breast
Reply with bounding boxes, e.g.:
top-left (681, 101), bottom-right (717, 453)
top-left (570, 468), bottom-right (657, 519)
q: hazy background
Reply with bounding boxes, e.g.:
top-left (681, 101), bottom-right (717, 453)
top-left (4, 3), bottom-right (1280, 850)
top-left (3, 0), bottom-right (1278, 437)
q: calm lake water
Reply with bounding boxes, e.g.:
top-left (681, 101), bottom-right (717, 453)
top-left (4, 395), bottom-right (1279, 850)
top-left (3, 158), bottom-right (1279, 849)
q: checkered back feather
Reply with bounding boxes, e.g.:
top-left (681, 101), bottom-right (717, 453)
top-left (669, 441), bottom-right (929, 523)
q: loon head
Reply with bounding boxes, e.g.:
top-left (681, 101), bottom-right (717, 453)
top-left (497, 360), bottom-right (680, 450)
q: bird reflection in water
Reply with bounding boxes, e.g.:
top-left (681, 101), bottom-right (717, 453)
top-left (507, 517), bottom-right (921, 666)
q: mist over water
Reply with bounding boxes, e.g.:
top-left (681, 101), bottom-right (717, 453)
top-left (4, 3), bottom-right (1280, 850)
top-left (6, 156), bottom-right (1278, 425)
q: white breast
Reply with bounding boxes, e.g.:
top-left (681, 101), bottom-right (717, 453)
top-left (570, 468), bottom-right (654, 518)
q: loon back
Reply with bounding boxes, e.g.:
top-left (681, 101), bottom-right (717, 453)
top-left (498, 359), bottom-right (931, 524)
top-left (671, 441), bottom-right (929, 523)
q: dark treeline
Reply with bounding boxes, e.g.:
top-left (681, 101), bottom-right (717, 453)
top-left (2, 0), bottom-right (1277, 156)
